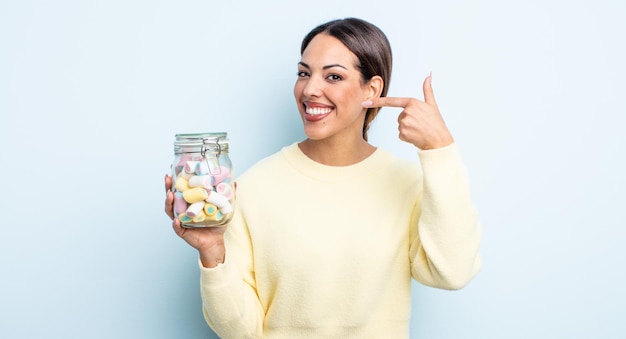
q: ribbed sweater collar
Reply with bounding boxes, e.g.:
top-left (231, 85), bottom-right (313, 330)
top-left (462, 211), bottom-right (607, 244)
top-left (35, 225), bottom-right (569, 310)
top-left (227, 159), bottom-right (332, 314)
top-left (280, 142), bottom-right (390, 183)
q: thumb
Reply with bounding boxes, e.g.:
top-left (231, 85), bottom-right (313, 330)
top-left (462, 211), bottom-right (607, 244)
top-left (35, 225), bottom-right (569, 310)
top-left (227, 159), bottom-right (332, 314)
top-left (423, 72), bottom-right (437, 106)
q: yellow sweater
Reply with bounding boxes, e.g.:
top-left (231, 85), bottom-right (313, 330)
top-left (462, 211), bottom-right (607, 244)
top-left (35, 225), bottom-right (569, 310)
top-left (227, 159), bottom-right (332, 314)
top-left (199, 142), bottom-right (482, 338)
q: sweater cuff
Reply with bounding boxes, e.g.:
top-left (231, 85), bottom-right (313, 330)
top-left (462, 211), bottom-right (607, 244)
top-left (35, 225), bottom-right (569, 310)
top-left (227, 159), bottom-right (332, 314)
top-left (199, 257), bottom-right (238, 289)
top-left (418, 142), bottom-right (460, 163)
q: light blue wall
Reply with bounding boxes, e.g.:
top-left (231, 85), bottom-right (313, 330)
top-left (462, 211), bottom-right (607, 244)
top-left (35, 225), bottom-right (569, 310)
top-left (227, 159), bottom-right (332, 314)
top-left (2, 0), bottom-right (625, 338)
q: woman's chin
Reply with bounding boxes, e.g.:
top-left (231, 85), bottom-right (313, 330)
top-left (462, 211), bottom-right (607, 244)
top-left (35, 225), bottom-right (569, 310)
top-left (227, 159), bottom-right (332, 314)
top-left (302, 127), bottom-right (328, 141)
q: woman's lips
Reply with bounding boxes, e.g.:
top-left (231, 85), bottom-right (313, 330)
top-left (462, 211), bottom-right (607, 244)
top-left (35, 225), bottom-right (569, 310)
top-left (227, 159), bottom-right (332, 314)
top-left (304, 102), bottom-right (333, 121)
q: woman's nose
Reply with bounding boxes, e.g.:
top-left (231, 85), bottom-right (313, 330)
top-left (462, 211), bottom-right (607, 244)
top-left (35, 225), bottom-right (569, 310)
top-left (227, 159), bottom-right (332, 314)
top-left (302, 76), bottom-right (323, 98)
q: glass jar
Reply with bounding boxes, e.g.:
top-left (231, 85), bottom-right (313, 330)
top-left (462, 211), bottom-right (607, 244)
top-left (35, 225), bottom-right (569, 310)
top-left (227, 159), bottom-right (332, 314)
top-left (171, 132), bottom-right (234, 228)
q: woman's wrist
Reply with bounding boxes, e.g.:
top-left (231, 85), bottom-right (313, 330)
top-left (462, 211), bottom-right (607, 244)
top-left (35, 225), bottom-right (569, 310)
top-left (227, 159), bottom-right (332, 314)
top-left (198, 240), bottom-right (226, 268)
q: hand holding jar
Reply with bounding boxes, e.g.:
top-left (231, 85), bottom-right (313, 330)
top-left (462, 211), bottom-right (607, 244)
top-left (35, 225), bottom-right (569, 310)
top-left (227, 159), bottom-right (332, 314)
top-left (164, 132), bottom-right (235, 268)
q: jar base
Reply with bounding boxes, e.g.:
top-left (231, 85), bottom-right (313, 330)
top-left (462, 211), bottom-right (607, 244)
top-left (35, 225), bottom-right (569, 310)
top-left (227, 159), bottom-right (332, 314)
top-left (181, 223), bottom-right (229, 229)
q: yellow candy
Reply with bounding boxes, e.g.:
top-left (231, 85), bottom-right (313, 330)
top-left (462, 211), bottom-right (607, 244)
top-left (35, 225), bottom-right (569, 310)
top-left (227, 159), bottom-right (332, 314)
top-left (178, 213), bottom-right (192, 223)
top-left (192, 211), bottom-right (207, 223)
top-left (174, 177), bottom-right (190, 192)
top-left (203, 203), bottom-right (219, 217)
top-left (182, 187), bottom-right (209, 203)
top-left (206, 210), bottom-right (223, 222)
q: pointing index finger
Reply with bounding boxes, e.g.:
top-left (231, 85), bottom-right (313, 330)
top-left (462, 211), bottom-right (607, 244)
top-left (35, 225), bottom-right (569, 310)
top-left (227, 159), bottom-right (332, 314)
top-left (362, 96), bottom-right (414, 109)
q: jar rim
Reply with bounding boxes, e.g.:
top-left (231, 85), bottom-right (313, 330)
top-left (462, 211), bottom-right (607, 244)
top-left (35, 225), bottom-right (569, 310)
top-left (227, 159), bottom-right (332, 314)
top-left (175, 132), bottom-right (226, 139)
top-left (175, 132), bottom-right (227, 143)
top-left (174, 132), bottom-right (229, 154)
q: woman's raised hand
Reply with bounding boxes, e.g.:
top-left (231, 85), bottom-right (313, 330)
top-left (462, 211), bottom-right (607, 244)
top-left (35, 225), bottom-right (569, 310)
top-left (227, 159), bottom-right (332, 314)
top-left (362, 73), bottom-right (454, 150)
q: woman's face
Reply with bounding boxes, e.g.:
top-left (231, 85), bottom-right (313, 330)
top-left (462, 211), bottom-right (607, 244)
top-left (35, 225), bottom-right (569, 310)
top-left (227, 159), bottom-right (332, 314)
top-left (294, 33), bottom-right (373, 142)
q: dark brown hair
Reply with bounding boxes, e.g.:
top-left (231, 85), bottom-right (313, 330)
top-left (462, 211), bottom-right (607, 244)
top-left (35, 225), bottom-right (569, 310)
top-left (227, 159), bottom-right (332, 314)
top-left (300, 17), bottom-right (393, 140)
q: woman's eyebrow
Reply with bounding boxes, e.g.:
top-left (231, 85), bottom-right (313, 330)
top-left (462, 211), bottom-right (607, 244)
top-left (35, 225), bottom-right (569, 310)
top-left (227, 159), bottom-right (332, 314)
top-left (298, 61), bottom-right (348, 70)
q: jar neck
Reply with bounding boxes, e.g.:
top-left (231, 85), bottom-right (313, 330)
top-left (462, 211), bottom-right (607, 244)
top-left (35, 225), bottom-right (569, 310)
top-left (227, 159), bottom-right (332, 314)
top-left (174, 132), bottom-right (229, 155)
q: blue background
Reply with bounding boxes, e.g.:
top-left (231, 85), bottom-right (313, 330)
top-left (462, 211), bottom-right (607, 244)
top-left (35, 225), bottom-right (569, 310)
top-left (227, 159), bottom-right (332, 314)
top-left (2, 0), bottom-right (625, 338)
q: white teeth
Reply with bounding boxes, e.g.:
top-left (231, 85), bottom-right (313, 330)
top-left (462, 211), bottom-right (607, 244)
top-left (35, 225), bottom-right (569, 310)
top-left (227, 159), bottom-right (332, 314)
top-left (305, 107), bottom-right (332, 115)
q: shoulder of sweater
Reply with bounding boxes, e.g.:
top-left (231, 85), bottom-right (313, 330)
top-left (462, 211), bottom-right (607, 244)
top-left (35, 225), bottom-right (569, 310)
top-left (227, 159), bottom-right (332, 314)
top-left (234, 146), bottom-right (288, 183)
top-left (376, 147), bottom-right (422, 174)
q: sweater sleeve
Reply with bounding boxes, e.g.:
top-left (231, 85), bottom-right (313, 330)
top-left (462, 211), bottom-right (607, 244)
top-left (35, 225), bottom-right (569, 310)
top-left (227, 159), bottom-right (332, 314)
top-left (409, 143), bottom-right (482, 290)
top-left (199, 210), bottom-right (265, 338)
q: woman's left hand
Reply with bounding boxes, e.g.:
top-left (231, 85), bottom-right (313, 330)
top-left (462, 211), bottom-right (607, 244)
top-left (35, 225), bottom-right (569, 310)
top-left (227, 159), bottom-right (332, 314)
top-left (362, 73), bottom-right (454, 150)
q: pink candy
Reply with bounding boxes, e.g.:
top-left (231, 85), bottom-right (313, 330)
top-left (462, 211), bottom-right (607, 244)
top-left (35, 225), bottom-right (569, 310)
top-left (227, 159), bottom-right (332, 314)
top-left (210, 166), bottom-right (230, 185)
top-left (216, 182), bottom-right (233, 200)
top-left (173, 192), bottom-right (188, 214)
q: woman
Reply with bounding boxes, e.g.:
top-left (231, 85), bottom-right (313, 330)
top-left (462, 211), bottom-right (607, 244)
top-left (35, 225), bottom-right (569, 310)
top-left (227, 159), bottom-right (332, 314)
top-left (165, 17), bottom-right (481, 338)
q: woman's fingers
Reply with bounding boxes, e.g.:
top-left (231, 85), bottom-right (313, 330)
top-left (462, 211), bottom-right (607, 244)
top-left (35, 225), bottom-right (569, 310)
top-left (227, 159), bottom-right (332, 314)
top-left (164, 174), bottom-right (172, 193)
top-left (361, 73), bottom-right (452, 149)
top-left (165, 190), bottom-right (175, 219)
top-left (362, 74), bottom-right (435, 110)
top-left (362, 96), bottom-right (414, 109)
top-left (164, 174), bottom-right (175, 220)
top-left (422, 72), bottom-right (437, 106)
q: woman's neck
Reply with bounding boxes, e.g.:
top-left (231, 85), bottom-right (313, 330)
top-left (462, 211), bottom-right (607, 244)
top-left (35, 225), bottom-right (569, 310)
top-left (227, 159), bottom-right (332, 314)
top-left (298, 137), bottom-right (376, 166)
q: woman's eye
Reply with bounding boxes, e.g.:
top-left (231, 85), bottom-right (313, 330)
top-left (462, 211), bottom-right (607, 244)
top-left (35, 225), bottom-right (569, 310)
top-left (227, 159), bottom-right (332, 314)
top-left (297, 71), bottom-right (309, 77)
top-left (326, 74), bottom-right (342, 81)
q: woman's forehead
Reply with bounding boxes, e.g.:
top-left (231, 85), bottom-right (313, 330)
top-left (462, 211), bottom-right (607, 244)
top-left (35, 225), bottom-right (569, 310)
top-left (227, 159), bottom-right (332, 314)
top-left (300, 34), bottom-right (358, 68)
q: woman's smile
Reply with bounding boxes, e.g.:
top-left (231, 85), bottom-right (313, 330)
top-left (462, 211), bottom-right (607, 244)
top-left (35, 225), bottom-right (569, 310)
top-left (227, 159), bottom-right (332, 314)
top-left (304, 101), bottom-right (334, 121)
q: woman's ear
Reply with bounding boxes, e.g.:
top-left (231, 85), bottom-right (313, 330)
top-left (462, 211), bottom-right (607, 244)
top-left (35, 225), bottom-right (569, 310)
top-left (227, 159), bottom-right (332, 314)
top-left (365, 75), bottom-right (384, 100)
